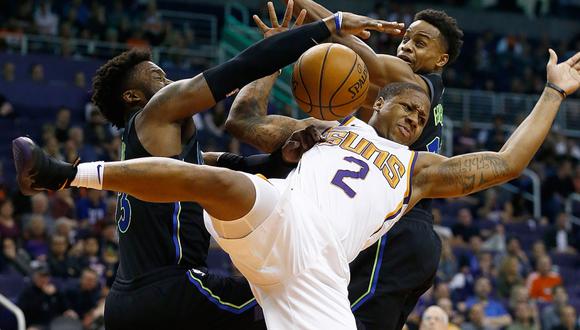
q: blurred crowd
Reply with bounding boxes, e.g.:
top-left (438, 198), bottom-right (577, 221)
top-left (0, 1), bottom-right (580, 330)
top-left (367, 2), bottom-right (580, 97)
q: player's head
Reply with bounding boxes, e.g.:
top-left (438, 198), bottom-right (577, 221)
top-left (369, 82), bottom-right (430, 146)
top-left (397, 9), bottom-right (463, 74)
top-left (92, 48), bottom-right (173, 128)
top-left (420, 306), bottom-right (448, 330)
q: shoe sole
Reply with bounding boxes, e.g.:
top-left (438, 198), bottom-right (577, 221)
top-left (12, 137), bottom-right (38, 196)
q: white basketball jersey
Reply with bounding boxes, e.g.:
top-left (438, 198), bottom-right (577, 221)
top-left (290, 117), bottom-right (417, 262)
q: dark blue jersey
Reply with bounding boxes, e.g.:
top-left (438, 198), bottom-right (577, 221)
top-left (115, 112), bottom-right (209, 281)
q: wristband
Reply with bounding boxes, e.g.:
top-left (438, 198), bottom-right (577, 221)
top-left (546, 82), bottom-right (567, 99)
top-left (334, 11), bottom-right (343, 33)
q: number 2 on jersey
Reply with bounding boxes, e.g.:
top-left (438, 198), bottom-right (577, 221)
top-left (331, 156), bottom-right (369, 198)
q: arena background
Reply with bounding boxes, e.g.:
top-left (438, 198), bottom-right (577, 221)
top-left (0, 0), bottom-right (579, 329)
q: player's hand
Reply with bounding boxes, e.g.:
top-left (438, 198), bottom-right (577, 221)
top-left (253, 0), bottom-right (307, 39)
top-left (281, 125), bottom-right (325, 163)
top-left (329, 12), bottom-right (404, 39)
top-left (547, 49), bottom-right (580, 96)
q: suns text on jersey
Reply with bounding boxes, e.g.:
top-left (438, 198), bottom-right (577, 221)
top-left (324, 130), bottom-right (406, 189)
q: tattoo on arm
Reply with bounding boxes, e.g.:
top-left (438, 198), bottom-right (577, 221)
top-left (436, 153), bottom-right (512, 196)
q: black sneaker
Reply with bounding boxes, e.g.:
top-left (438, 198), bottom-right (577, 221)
top-left (12, 137), bottom-right (78, 195)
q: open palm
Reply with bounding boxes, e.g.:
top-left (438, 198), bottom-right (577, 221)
top-left (547, 49), bottom-right (580, 96)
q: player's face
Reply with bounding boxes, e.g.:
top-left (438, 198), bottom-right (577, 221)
top-left (369, 89), bottom-right (430, 146)
top-left (396, 20), bottom-right (449, 73)
top-left (123, 61), bottom-right (173, 107)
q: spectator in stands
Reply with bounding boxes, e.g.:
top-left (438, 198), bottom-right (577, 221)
top-left (476, 252), bottom-right (497, 279)
top-left (462, 303), bottom-right (493, 330)
top-left (81, 235), bottom-right (104, 277)
top-left (453, 121), bottom-right (478, 155)
top-left (452, 208), bottom-right (480, 246)
top-left (65, 268), bottom-right (101, 322)
top-left (2, 62), bottom-right (15, 82)
top-left (74, 71), bottom-right (86, 88)
top-left (0, 199), bottom-right (19, 240)
top-left (478, 189), bottom-right (511, 223)
top-left (483, 224), bottom-right (506, 255)
top-left (551, 305), bottom-right (580, 330)
top-left (527, 255), bottom-right (563, 302)
top-left (497, 256), bottom-right (524, 299)
top-left (1, 237), bottom-right (32, 276)
top-left (420, 305), bottom-right (449, 330)
top-left (22, 192), bottom-right (55, 232)
top-left (22, 214), bottom-right (49, 260)
top-left (18, 263), bottom-right (76, 328)
top-left (439, 239), bottom-right (459, 282)
top-left (507, 302), bottom-right (539, 330)
top-left (33, 0), bottom-right (59, 36)
top-left (54, 217), bottom-right (76, 243)
top-left (50, 190), bottom-right (76, 219)
top-left (437, 298), bottom-right (462, 330)
top-left (44, 135), bottom-right (64, 160)
top-left (47, 234), bottom-right (81, 278)
top-left (54, 107), bottom-right (71, 143)
top-left (465, 277), bottom-right (512, 328)
top-left (544, 212), bottom-right (578, 254)
top-left (68, 126), bottom-right (99, 161)
top-left (542, 286), bottom-right (570, 330)
top-left (509, 284), bottom-right (531, 312)
top-left (542, 160), bottom-right (575, 220)
top-left (87, 4), bottom-right (106, 40)
top-left (0, 93), bottom-right (15, 119)
top-left (142, 0), bottom-right (164, 46)
top-left (76, 189), bottom-right (106, 227)
top-left (530, 240), bottom-right (548, 270)
top-left (479, 115), bottom-right (507, 152)
top-left (30, 63), bottom-right (45, 82)
top-left (449, 264), bottom-right (475, 302)
top-left (498, 237), bottom-right (532, 276)
top-left (84, 108), bottom-right (112, 146)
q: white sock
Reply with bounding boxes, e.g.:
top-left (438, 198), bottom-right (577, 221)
top-left (71, 161), bottom-right (105, 190)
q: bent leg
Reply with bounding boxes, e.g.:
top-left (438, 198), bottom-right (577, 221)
top-left (102, 157), bottom-right (255, 221)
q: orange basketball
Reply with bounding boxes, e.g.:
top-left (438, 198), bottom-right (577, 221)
top-left (292, 43), bottom-right (369, 121)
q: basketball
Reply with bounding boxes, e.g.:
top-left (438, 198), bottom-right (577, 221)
top-left (291, 43), bottom-right (370, 121)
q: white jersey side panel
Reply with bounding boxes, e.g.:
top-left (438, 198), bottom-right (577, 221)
top-left (290, 117), bottom-right (417, 262)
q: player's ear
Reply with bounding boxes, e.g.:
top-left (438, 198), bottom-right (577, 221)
top-left (373, 97), bottom-right (385, 112)
top-left (122, 89), bottom-right (143, 105)
top-left (436, 53), bottom-right (449, 69)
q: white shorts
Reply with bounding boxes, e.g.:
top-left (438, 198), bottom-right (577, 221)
top-left (203, 173), bottom-right (356, 329)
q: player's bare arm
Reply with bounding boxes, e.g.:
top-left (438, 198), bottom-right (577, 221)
top-left (409, 50), bottom-right (580, 206)
top-left (287, 0), bottom-right (424, 91)
top-left (226, 73), bottom-right (325, 152)
top-left (226, 2), bottom-right (333, 152)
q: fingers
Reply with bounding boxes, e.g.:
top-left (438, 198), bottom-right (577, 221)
top-left (281, 0), bottom-right (293, 27)
top-left (357, 30), bottom-right (371, 40)
top-left (565, 50), bottom-right (580, 68)
top-left (378, 21), bottom-right (404, 35)
top-left (294, 9), bottom-right (307, 27)
top-left (548, 48), bottom-right (558, 67)
top-left (267, 2), bottom-right (280, 28)
top-left (253, 15), bottom-right (269, 33)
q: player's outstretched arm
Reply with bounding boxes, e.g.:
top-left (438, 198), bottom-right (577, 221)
top-left (288, 0), bottom-right (420, 91)
top-left (226, 2), bottom-right (333, 152)
top-left (226, 73), bottom-right (323, 152)
top-left (141, 4), bottom-right (401, 126)
top-left (411, 50), bottom-right (580, 204)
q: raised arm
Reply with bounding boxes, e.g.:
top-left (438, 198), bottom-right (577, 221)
top-left (140, 5), bottom-right (398, 125)
top-left (226, 73), bottom-right (324, 152)
top-left (226, 1), bottom-right (335, 152)
top-left (411, 50), bottom-right (580, 204)
top-left (289, 0), bottom-right (422, 90)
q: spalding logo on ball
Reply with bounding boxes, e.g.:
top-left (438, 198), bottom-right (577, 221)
top-left (292, 43), bottom-right (369, 121)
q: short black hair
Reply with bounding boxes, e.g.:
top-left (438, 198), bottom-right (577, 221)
top-left (92, 49), bottom-right (152, 128)
top-left (414, 9), bottom-right (464, 64)
top-left (379, 82), bottom-right (427, 100)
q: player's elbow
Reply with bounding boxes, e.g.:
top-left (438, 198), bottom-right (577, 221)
top-left (499, 151), bottom-right (526, 181)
